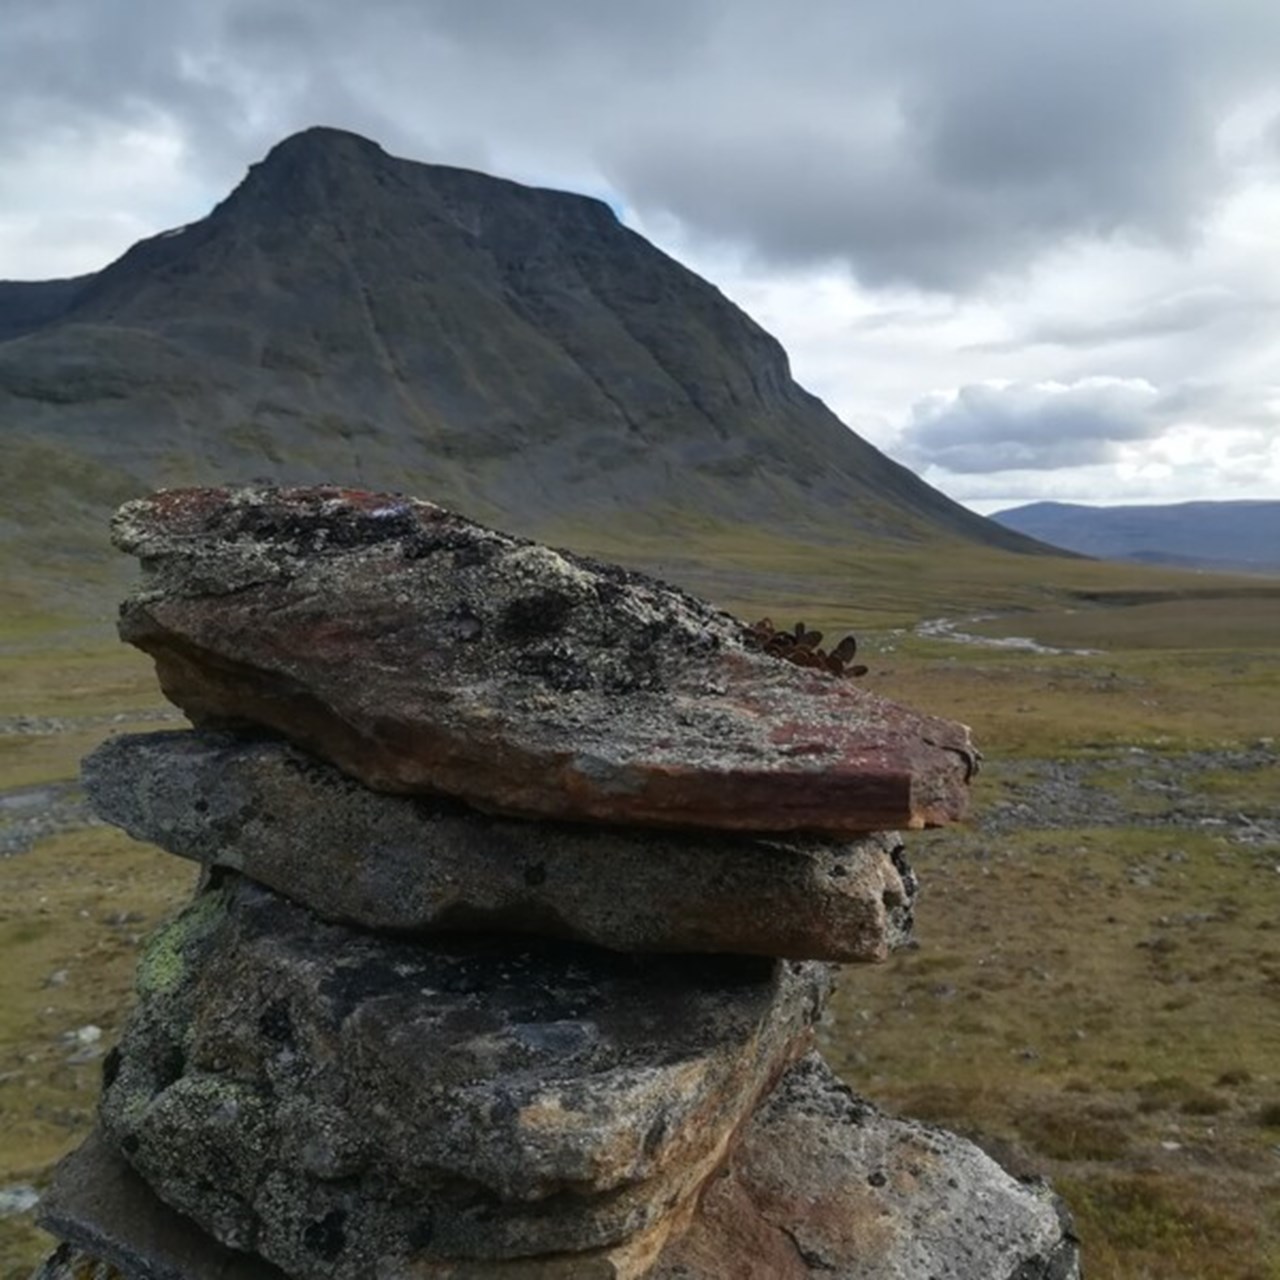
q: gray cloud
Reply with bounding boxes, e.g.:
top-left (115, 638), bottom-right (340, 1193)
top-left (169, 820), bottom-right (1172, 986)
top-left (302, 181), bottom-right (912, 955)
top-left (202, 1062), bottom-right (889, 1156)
top-left (1, 1), bottom-right (235, 151)
top-left (898, 378), bottom-right (1171, 473)
top-left (968, 287), bottom-right (1278, 354)
top-left (4, 1), bottom-right (1280, 292)
top-left (604, 2), bottom-right (1280, 289)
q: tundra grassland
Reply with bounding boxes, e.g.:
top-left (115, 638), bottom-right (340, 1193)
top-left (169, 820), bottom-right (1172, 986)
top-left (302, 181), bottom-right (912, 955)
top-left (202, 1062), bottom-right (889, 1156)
top-left (1, 541), bottom-right (1278, 1279)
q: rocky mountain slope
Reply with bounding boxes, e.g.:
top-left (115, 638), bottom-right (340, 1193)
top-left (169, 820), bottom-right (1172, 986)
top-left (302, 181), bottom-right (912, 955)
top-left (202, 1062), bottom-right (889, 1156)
top-left (1, 127), bottom-right (1047, 613)
top-left (992, 500), bottom-right (1280, 574)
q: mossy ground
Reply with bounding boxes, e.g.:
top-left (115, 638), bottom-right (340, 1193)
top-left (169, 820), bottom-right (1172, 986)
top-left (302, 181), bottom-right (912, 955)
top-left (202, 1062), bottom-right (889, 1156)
top-left (1, 545), bottom-right (1278, 1278)
top-left (0, 829), bottom-right (194, 1279)
top-left (822, 823), bottom-right (1280, 1280)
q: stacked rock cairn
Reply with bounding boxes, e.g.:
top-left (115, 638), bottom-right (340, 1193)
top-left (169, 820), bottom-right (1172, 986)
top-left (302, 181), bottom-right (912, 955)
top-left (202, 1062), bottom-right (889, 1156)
top-left (34, 487), bottom-right (1080, 1280)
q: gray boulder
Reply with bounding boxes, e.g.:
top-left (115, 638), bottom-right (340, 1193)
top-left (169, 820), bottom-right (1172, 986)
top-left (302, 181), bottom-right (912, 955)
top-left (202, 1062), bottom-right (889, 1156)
top-left (99, 875), bottom-right (828, 1275)
top-left (84, 730), bottom-right (915, 961)
top-left (651, 1053), bottom-right (1081, 1279)
top-left (40, 1056), bottom-right (1080, 1280)
top-left (34, 1129), bottom-right (672, 1279)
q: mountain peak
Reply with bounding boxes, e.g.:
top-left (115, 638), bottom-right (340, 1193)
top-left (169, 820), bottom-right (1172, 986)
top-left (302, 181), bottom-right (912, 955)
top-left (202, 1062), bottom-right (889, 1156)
top-left (219, 125), bottom-right (619, 239)
top-left (258, 125), bottom-right (390, 169)
top-left (0, 126), bottom-right (1050, 590)
top-left (228, 125), bottom-right (396, 215)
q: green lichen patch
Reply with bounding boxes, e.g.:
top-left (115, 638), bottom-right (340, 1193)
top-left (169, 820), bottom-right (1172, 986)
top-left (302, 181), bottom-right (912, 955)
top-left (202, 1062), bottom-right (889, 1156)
top-left (135, 888), bottom-right (227, 999)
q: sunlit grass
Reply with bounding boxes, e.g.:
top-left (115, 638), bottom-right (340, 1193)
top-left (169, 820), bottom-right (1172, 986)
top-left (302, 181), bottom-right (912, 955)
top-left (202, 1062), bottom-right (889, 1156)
top-left (824, 823), bottom-right (1280, 1279)
top-left (0, 829), bottom-right (196, 1279)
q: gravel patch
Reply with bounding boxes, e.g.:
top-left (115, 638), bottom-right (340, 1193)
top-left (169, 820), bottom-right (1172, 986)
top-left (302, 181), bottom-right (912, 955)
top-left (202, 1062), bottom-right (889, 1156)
top-left (0, 708), bottom-right (183, 737)
top-left (979, 745), bottom-right (1280, 845)
top-left (0, 782), bottom-right (102, 857)
top-left (0, 710), bottom-right (185, 855)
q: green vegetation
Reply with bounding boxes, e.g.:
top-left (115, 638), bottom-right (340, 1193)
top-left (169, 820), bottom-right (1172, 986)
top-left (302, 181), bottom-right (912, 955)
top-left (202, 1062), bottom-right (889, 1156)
top-left (1, 537), bottom-right (1278, 1278)
top-left (822, 822), bottom-right (1280, 1279)
top-left (0, 829), bottom-right (195, 1280)
top-left (0, 637), bottom-right (161, 720)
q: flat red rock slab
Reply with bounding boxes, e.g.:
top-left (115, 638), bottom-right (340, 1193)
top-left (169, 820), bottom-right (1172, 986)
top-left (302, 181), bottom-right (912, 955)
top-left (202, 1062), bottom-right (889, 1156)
top-left (114, 486), bottom-right (977, 834)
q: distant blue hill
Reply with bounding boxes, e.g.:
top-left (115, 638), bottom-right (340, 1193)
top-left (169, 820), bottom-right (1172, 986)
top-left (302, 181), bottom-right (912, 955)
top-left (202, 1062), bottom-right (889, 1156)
top-left (990, 500), bottom-right (1280, 575)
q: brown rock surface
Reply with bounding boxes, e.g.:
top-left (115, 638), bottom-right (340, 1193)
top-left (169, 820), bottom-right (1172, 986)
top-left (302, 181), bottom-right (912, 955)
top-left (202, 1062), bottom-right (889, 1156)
top-left (83, 729), bottom-right (915, 961)
top-left (112, 486), bottom-right (976, 835)
top-left (99, 874), bottom-right (827, 1275)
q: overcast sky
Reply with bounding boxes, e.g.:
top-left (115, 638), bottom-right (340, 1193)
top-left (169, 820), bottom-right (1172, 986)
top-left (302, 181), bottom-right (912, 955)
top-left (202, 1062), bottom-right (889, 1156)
top-left (4, 0), bottom-right (1280, 512)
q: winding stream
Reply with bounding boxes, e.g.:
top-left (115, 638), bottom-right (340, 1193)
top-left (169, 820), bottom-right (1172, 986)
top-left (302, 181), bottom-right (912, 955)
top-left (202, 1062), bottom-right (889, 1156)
top-left (0, 708), bottom-right (182, 856)
top-left (914, 614), bottom-right (1101, 656)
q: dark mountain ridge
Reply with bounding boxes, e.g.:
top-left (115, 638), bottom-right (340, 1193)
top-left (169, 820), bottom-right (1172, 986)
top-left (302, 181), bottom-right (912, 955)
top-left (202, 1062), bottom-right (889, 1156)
top-left (992, 500), bottom-right (1280, 575)
top-left (0, 276), bottom-right (93, 341)
top-left (1, 127), bottom-right (1048, 611)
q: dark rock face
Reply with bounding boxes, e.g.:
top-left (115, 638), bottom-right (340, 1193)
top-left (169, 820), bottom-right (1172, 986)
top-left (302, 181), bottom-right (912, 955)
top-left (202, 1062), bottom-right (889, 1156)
top-left (650, 1054), bottom-right (1082, 1280)
top-left (98, 875), bottom-right (827, 1274)
top-left (83, 730), bottom-right (915, 961)
top-left (114, 486), bottom-right (977, 835)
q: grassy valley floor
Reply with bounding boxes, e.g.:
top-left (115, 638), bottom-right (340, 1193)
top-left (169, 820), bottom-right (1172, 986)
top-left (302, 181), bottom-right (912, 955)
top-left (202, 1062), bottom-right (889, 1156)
top-left (1, 563), bottom-right (1279, 1279)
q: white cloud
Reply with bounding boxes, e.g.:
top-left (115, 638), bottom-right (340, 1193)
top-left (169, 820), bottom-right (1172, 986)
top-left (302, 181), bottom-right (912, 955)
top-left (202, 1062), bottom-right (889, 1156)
top-left (0, 120), bottom-right (205, 279)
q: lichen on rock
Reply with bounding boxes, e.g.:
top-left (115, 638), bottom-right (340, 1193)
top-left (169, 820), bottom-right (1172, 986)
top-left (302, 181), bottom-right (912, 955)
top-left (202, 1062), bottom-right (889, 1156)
top-left (112, 485), bottom-right (977, 833)
top-left (99, 875), bottom-right (828, 1274)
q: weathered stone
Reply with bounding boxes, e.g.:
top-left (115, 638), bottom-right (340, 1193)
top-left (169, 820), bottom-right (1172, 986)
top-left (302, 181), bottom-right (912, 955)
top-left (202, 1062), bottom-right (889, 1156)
top-left (46, 1057), bottom-right (1081, 1280)
top-left (651, 1053), bottom-right (1082, 1280)
top-left (34, 1130), bottom-right (678, 1280)
top-left (99, 875), bottom-right (827, 1276)
top-left (36, 1129), bottom-right (283, 1280)
top-left (84, 730), bottom-right (915, 961)
top-left (112, 486), bottom-right (977, 835)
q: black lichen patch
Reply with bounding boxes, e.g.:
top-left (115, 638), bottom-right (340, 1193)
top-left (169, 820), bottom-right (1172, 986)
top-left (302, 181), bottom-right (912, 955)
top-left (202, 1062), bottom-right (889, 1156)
top-left (603, 659), bottom-right (665, 696)
top-left (499, 590), bottom-right (577, 641)
top-left (154, 1043), bottom-right (187, 1090)
top-left (890, 841), bottom-right (918, 904)
top-left (225, 501), bottom-right (422, 554)
top-left (449, 539), bottom-right (503, 569)
top-left (401, 526), bottom-right (490, 560)
top-left (320, 957), bottom-right (426, 1022)
top-left (627, 622), bottom-right (665, 656)
top-left (258, 999), bottom-right (296, 1047)
top-left (303, 1209), bottom-right (348, 1261)
top-left (101, 1044), bottom-right (122, 1090)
